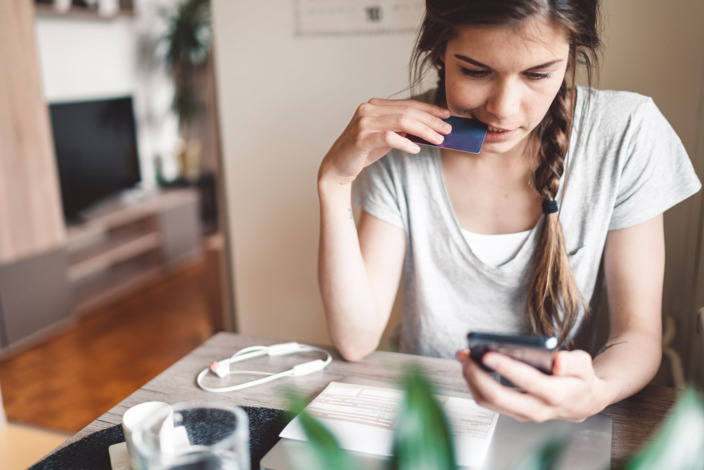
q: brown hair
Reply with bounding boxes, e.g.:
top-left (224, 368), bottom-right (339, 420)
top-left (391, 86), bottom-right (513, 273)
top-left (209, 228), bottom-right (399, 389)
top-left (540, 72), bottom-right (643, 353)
top-left (411, 0), bottom-right (601, 344)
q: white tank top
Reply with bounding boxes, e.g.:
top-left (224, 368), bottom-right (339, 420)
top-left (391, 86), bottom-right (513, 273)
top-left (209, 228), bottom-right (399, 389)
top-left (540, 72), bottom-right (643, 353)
top-left (461, 229), bottom-right (531, 267)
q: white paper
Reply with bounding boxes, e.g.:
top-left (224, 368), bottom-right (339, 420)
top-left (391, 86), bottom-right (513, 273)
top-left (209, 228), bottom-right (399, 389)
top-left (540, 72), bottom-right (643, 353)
top-left (280, 381), bottom-right (498, 467)
top-left (444, 397), bottom-right (499, 466)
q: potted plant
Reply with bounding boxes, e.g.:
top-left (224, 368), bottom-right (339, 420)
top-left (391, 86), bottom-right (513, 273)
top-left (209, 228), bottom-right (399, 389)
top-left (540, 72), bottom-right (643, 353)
top-left (159, 0), bottom-right (212, 184)
top-left (161, 0), bottom-right (211, 126)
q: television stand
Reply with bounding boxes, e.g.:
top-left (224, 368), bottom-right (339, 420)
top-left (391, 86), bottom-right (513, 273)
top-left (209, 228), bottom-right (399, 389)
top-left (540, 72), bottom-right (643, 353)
top-left (65, 188), bottom-right (202, 313)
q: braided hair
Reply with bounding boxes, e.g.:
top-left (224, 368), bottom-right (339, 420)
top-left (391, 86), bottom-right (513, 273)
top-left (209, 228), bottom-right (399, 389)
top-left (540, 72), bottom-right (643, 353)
top-left (528, 63), bottom-right (581, 344)
top-left (411, 0), bottom-right (601, 344)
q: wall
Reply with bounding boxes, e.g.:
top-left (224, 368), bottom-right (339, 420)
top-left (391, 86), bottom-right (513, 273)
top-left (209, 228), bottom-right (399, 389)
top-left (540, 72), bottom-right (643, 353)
top-left (213, 1), bottom-right (704, 364)
top-left (212, 1), bottom-right (423, 344)
top-left (34, 0), bottom-right (181, 187)
top-left (596, 0), bottom-right (704, 374)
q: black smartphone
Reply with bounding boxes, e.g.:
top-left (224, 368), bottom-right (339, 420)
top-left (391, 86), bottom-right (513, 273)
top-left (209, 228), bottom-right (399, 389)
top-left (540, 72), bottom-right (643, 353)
top-left (466, 332), bottom-right (559, 375)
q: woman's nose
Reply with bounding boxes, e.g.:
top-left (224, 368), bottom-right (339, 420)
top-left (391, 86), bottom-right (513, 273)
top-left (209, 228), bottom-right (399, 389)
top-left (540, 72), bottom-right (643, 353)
top-left (485, 79), bottom-right (520, 119)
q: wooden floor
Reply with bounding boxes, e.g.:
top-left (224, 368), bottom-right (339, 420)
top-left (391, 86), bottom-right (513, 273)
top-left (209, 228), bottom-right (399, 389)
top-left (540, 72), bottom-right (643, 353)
top-left (0, 261), bottom-right (214, 434)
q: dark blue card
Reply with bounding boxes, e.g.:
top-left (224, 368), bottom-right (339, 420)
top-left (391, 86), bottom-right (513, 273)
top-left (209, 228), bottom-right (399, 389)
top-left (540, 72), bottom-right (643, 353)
top-left (409, 116), bottom-right (488, 154)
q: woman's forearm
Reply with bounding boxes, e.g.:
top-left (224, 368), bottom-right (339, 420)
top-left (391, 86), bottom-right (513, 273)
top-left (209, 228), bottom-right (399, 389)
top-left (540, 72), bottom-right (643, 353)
top-left (317, 178), bottom-right (388, 361)
top-left (591, 327), bottom-right (662, 408)
top-left (316, 99), bottom-right (448, 360)
top-left (595, 217), bottom-right (665, 408)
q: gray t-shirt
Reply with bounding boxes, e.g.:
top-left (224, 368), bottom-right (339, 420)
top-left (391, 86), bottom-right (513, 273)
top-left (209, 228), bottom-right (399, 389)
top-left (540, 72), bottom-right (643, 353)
top-left (353, 87), bottom-right (701, 358)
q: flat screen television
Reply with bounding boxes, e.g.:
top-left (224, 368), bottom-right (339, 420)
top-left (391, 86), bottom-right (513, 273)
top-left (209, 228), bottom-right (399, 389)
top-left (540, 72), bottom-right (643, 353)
top-left (49, 96), bottom-right (141, 224)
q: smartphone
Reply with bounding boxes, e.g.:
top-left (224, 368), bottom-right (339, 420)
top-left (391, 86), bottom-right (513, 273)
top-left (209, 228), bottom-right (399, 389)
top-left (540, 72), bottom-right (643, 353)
top-left (466, 332), bottom-right (559, 375)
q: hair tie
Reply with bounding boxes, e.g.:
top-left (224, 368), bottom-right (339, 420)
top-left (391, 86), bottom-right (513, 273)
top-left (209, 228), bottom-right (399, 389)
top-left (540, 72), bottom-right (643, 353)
top-left (542, 199), bottom-right (558, 214)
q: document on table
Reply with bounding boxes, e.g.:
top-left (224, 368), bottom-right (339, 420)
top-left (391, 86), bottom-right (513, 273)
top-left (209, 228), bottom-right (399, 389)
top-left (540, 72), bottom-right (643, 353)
top-left (279, 381), bottom-right (499, 467)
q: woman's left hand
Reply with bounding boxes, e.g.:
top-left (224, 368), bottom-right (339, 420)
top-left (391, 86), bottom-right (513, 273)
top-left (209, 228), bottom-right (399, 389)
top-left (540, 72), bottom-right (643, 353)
top-left (456, 349), bottom-right (610, 422)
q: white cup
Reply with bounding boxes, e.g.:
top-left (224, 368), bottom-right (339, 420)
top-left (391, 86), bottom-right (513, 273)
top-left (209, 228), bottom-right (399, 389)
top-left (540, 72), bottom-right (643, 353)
top-left (98, 0), bottom-right (119, 16)
top-left (53, 0), bottom-right (71, 12)
top-left (122, 401), bottom-right (172, 470)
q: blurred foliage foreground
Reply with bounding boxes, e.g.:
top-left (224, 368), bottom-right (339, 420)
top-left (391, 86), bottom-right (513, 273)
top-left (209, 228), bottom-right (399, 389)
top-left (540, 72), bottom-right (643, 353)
top-left (287, 366), bottom-right (704, 470)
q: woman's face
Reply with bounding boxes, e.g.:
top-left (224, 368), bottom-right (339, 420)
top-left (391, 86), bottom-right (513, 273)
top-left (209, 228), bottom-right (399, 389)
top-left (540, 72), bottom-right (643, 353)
top-left (442, 16), bottom-right (570, 157)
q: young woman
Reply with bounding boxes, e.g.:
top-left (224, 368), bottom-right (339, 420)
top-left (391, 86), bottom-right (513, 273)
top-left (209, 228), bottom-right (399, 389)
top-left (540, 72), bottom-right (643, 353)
top-left (317, 0), bottom-right (700, 422)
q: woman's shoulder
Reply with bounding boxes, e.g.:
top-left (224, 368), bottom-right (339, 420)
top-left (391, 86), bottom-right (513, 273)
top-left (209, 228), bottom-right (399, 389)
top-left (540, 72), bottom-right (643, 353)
top-left (360, 148), bottom-right (438, 191)
top-left (579, 87), bottom-right (655, 115)
top-left (577, 87), bottom-right (663, 134)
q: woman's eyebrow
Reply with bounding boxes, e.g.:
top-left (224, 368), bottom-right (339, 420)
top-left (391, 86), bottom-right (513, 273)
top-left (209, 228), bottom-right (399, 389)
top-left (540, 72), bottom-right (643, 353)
top-left (454, 54), bottom-right (490, 68)
top-left (525, 59), bottom-right (564, 71)
top-left (454, 54), bottom-right (564, 71)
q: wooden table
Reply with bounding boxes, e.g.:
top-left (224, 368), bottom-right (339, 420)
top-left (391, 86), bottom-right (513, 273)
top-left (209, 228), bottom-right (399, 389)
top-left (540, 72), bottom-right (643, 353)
top-left (53, 332), bottom-right (679, 467)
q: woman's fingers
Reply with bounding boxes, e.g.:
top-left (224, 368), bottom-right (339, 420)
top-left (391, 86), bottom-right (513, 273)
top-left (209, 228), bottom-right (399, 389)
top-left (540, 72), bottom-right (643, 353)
top-left (552, 350), bottom-right (593, 378)
top-left (320, 98), bottom-right (452, 185)
top-left (482, 352), bottom-right (563, 405)
top-left (355, 100), bottom-right (452, 143)
top-left (459, 351), bottom-right (550, 421)
top-left (459, 349), bottom-right (602, 422)
top-left (356, 114), bottom-right (447, 149)
top-left (369, 130), bottom-right (421, 156)
top-left (367, 97), bottom-right (451, 119)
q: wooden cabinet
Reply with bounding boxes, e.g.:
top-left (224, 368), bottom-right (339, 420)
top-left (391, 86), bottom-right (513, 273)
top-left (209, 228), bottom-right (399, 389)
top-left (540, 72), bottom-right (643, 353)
top-left (0, 0), bottom-right (72, 358)
top-left (0, 189), bottom-right (202, 356)
top-left (0, 249), bottom-right (72, 356)
top-left (66, 189), bottom-right (202, 313)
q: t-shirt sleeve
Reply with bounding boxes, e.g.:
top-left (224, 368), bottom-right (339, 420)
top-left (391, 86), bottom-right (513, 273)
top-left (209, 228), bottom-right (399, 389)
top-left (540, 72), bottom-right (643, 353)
top-left (609, 98), bottom-right (701, 231)
top-left (352, 154), bottom-right (406, 229)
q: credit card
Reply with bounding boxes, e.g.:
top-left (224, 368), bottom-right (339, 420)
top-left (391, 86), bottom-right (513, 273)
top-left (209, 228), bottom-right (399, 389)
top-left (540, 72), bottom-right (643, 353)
top-left (409, 116), bottom-right (488, 154)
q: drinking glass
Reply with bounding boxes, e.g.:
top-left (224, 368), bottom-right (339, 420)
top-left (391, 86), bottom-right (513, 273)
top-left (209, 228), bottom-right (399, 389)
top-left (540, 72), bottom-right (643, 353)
top-left (130, 400), bottom-right (250, 470)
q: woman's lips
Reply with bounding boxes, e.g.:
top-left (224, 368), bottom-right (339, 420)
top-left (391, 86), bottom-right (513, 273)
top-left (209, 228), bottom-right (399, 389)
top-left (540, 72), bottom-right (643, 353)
top-left (461, 115), bottom-right (518, 143)
top-left (483, 123), bottom-right (517, 143)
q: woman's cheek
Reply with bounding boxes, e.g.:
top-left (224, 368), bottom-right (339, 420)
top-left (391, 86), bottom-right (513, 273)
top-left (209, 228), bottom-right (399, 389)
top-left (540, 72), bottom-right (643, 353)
top-left (445, 84), bottom-right (484, 116)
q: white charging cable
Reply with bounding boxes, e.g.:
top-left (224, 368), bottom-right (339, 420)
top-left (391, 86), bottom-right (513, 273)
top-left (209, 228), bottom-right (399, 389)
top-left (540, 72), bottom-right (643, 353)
top-left (196, 342), bottom-right (332, 393)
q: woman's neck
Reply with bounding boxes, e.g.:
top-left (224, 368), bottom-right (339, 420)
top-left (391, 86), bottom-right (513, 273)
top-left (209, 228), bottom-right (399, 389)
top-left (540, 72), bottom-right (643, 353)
top-left (440, 138), bottom-right (542, 234)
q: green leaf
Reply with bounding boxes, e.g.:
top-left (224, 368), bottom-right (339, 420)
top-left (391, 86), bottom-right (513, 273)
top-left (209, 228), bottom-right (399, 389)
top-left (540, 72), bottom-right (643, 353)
top-left (285, 391), bottom-right (359, 470)
top-left (624, 387), bottom-right (704, 470)
top-left (391, 366), bottom-right (457, 470)
top-left (162, 0), bottom-right (211, 69)
top-left (160, 0), bottom-right (212, 122)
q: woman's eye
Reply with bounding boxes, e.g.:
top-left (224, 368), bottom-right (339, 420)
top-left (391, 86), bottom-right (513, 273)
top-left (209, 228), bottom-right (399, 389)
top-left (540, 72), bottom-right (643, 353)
top-left (525, 72), bottom-right (551, 81)
top-left (460, 67), bottom-right (490, 78)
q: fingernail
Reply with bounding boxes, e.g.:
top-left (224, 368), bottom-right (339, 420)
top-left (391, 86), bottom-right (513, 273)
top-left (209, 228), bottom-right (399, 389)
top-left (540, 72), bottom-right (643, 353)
top-left (456, 350), bottom-right (468, 364)
top-left (483, 355), bottom-right (498, 369)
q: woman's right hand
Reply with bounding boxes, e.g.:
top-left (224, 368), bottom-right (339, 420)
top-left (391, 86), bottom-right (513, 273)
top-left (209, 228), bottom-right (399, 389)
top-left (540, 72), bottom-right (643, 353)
top-left (318, 98), bottom-right (452, 186)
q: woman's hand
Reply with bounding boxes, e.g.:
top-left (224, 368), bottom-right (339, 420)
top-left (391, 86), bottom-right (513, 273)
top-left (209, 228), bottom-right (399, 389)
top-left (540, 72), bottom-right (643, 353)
top-left (453, 216), bottom-right (665, 423)
top-left (318, 98), bottom-right (452, 186)
top-left (456, 349), bottom-right (611, 423)
top-left (318, 98), bottom-right (449, 361)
